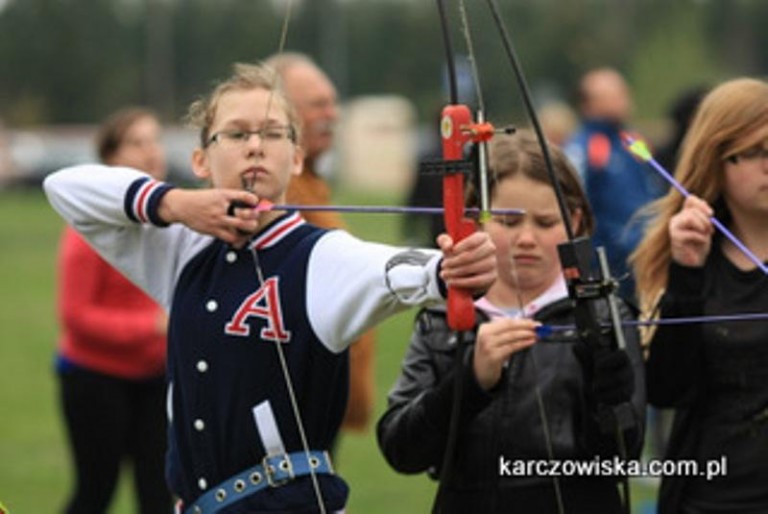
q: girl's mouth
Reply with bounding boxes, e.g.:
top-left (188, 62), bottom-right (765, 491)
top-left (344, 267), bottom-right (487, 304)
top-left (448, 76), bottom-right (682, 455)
top-left (241, 168), bottom-right (264, 191)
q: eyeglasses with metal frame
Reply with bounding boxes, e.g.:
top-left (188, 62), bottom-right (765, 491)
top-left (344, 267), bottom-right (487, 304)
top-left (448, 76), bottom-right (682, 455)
top-left (206, 125), bottom-right (296, 148)
top-left (726, 144), bottom-right (768, 165)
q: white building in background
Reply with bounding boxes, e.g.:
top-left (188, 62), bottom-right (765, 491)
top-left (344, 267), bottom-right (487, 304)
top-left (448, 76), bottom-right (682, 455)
top-left (338, 95), bottom-right (417, 196)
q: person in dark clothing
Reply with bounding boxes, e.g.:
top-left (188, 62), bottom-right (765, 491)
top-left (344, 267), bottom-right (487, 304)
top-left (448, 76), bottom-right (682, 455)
top-left (378, 130), bottom-right (646, 514)
top-left (632, 77), bottom-right (768, 514)
top-left (564, 67), bottom-right (664, 301)
top-left (645, 85), bottom-right (708, 465)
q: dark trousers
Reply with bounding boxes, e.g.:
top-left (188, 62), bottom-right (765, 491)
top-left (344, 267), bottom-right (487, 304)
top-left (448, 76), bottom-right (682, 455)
top-left (59, 367), bottom-right (171, 514)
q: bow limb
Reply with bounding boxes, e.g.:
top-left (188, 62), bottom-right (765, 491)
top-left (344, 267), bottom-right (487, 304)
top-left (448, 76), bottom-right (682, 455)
top-left (431, 3), bottom-right (480, 514)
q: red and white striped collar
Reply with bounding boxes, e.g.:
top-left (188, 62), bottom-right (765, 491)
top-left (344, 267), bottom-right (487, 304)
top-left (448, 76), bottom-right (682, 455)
top-left (250, 211), bottom-right (305, 251)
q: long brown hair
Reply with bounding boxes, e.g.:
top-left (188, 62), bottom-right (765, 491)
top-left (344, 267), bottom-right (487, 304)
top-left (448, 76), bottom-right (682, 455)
top-left (631, 77), bottom-right (768, 314)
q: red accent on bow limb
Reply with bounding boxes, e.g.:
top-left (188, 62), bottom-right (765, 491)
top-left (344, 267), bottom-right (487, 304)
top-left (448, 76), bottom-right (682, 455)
top-left (441, 104), bottom-right (477, 331)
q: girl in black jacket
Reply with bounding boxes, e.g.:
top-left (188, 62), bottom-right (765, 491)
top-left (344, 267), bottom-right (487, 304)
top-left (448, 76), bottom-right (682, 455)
top-left (377, 130), bottom-right (645, 514)
top-left (632, 77), bottom-right (768, 514)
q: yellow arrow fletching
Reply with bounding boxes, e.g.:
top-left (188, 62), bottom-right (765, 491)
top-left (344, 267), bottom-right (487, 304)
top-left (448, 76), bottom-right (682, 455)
top-left (627, 138), bottom-right (653, 162)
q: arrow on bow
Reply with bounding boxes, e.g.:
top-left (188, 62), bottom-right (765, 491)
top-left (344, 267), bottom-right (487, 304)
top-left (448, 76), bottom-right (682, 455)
top-left (247, 199), bottom-right (524, 218)
top-left (538, 311), bottom-right (768, 338)
top-left (622, 134), bottom-right (768, 275)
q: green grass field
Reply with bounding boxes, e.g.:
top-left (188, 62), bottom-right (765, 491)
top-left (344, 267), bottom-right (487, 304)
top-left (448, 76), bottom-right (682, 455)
top-left (0, 188), bottom-right (657, 513)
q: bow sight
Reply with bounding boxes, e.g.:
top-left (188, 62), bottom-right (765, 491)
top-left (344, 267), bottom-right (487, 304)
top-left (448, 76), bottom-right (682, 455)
top-left (558, 237), bottom-right (636, 433)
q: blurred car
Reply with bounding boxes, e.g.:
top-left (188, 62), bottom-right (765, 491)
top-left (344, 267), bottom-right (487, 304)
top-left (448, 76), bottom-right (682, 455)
top-left (6, 126), bottom-right (95, 188)
top-left (4, 124), bottom-right (198, 188)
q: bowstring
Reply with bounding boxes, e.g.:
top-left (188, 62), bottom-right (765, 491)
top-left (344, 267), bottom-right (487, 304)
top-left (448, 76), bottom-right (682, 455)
top-left (249, 251), bottom-right (327, 513)
top-left (458, 3), bottom-right (564, 513)
top-left (253, 1), bottom-right (327, 512)
top-left (263, 0), bottom-right (294, 123)
top-left (508, 257), bottom-right (566, 514)
top-left (457, 0), bottom-right (491, 221)
top-left (457, 0), bottom-right (485, 112)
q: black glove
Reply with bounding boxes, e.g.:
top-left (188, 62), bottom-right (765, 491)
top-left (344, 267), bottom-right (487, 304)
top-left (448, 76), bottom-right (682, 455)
top-left (591, 347), bottom-right (635, 406)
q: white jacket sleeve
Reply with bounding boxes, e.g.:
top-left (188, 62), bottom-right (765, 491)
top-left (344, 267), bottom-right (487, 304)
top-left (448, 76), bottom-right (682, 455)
top-left (306, 230), bottom-right (445, 353)
top-left (43, 164), bottom-right (210, 310)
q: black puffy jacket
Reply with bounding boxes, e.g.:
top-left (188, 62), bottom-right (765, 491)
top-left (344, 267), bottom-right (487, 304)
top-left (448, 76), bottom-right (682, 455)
top-left (377, 297), bottom-right (646, 514)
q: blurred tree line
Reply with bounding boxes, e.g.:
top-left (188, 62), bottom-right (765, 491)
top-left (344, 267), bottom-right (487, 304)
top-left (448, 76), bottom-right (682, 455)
top-left (0, 0), bottom-right (766, 127)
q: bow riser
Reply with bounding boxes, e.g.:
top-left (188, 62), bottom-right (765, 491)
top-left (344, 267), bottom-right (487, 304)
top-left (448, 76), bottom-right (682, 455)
top-left (441, 104), bottom-right (477, 331)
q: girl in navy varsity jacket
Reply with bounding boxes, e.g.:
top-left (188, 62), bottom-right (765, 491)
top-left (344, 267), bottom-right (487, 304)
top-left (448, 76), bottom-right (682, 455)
top-left (44, 63), bottom-right (497, 514)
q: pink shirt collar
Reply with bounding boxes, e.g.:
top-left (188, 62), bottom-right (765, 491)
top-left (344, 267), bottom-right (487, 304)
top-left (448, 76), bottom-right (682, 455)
top-left (475, 276), bottom-right (568, 320)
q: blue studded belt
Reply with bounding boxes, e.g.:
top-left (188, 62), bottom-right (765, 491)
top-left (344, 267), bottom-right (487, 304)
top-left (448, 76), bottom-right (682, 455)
top-left (185, 450), bottom-right (334, 514)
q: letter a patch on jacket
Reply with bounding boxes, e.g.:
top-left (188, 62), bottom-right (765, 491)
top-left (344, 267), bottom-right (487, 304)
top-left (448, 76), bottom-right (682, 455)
top-left (225, 277), bottom-right (291, 342)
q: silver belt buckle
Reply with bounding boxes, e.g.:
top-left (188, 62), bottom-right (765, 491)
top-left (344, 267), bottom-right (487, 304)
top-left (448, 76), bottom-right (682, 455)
top-left (263, 454), bottom-right (294, 487)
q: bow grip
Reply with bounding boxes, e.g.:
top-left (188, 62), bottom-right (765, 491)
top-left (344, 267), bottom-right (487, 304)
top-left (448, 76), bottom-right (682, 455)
top-left (441, 104), bottom-right (476, 331)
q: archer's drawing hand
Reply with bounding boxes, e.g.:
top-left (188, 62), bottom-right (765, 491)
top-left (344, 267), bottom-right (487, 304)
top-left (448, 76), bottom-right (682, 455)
top-left (158, 189), bottom-right (260, 247)
top-left (437, 232), bottom-right (497, 296)
top-left (669, 195), bottom-right (714, 268)
top-left (473, 318), bottom-right (539, 391)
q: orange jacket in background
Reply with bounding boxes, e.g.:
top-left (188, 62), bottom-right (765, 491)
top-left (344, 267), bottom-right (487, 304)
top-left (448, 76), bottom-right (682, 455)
top-left (287, 167), bottom-right (376, 432)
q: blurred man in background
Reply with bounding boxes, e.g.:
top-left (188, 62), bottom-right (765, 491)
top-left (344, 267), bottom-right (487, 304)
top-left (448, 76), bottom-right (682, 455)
top-left (564, 67), bottom-right (663, 301)
top-left (265, 52), bottom-right (376, 439)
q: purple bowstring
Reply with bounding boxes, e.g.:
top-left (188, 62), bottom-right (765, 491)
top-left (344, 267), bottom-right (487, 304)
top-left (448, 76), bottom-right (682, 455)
top-left (537, 311), bottom-right (768, 337)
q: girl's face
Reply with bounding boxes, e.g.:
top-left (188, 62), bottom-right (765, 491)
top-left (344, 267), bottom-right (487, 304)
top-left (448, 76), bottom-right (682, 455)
top-left (109, 116), bottom-right (166, 180)
top-left (192, 87), bottom-right (303, 202)
top-left (485, 174), bottom-right (581, 301)
top-left (723, 130), bottom-right (768, 221)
